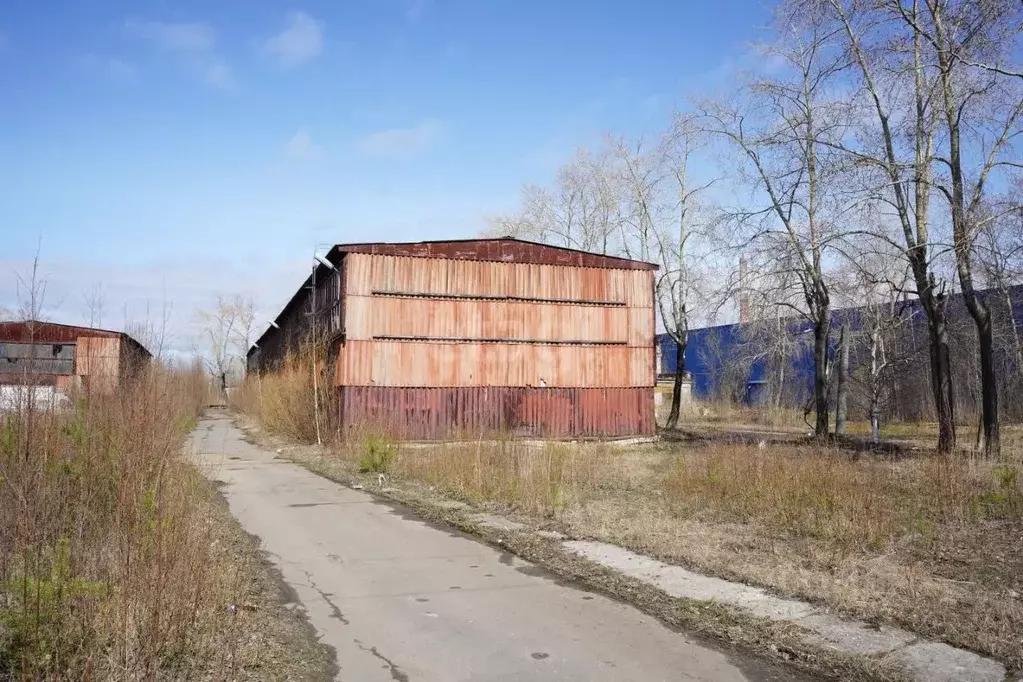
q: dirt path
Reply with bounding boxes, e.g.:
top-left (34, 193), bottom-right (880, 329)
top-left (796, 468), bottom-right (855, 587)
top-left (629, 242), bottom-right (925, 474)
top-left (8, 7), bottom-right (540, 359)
top-left (187, 413), bottom-right (813, 682)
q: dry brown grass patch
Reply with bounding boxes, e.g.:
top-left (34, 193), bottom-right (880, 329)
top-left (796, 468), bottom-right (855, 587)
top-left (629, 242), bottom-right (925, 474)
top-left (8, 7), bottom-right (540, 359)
top-left (330, 434), bottom-right (617, 517)
top-left (662, 443), bottom-right (1022, 551)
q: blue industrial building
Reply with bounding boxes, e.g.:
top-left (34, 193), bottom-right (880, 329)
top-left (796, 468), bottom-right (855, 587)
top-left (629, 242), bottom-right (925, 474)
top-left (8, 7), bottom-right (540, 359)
top-left (657, 284), bottom-right (1023, 408)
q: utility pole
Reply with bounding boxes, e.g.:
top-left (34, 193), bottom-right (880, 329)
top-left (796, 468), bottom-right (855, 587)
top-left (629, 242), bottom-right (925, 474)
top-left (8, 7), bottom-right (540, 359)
top-left (310, 256), bottom-right (322, 447)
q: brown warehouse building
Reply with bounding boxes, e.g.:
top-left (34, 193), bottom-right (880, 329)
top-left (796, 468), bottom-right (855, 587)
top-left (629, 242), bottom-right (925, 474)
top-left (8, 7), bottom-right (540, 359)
top-left (248, 238), bottom-right (657, 438)
top-left (0, 321), bottom-right (150, 401)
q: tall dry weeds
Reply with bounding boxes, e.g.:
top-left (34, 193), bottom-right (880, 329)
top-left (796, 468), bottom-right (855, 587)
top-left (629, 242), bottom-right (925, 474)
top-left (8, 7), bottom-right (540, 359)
top-left (0, 367), bottom-right (248, 679)
top-left (231, 347), bottom-right (330, 444)
top-left (662, 443), bottom-right (1023, 551)
top-left (336, 435), bottom-right (615, 517)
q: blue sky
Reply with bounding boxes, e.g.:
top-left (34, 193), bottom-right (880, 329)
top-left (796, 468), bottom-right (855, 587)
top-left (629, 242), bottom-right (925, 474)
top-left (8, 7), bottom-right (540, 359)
top-left (0, 0), bottom-right (771, 352)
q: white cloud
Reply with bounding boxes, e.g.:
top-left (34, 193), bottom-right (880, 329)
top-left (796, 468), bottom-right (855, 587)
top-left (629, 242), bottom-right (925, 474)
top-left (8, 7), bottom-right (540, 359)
top-left (357, 119), bottom-right (444, 158)
top-left (284, 129), bottom-right (324, 160)
top-left (262, 12), bottom-right (324, 67)
top-left (125, 18), bottom-right (234, 90)
top-left (79, 54), bottom-right (138, 83)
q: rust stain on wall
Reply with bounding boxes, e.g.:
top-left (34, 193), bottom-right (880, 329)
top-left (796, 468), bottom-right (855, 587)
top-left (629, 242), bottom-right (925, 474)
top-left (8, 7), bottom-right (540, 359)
top-left (338, 386), bottom-right (655, 439)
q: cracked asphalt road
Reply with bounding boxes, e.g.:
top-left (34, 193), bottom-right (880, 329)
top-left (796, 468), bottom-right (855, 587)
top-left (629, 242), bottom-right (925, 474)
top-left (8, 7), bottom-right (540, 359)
top-left (188, 414), bottom-right (810, 682)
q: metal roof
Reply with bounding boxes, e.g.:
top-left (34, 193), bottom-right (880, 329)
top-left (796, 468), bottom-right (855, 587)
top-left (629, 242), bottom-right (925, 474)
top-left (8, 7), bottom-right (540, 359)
top-left (325, 237), bottom-right (659, 271)
top-left (0, 320), bottom-right (151, 357)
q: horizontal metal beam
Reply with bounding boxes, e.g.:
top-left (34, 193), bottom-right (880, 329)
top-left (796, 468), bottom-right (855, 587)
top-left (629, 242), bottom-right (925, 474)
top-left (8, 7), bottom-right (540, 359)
top-left (372, 335), bottom-right (627, 346)
top-left (370, 290), bottom-right (626, 307)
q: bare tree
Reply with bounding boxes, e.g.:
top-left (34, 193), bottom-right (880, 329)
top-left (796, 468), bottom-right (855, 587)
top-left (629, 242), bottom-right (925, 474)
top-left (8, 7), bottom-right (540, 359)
top-left (235, 299), bottom-right (255, 374)
top-left (486, 126), bottom-right (720, 430)
top-left (16, 242), bottom-right (47, 327)
top-left (125, 295), bottom-right (173, 363)
top-left (820, 0), bottom-right (959, 452)
top-left (12, 243), bottom-right (48, 458)
top-left (978, 209), bottom-right (1023, 376)
top-left (858, 250), bottom-right (912, 442)
top-left (648, 116), bottom-right (719, 429)
top-left (487, 147), bottom-right (628, 255)
top-left (83, 282), bottom-right (105, 328)
top-left (196, 295), bottom-right (254, 395)
top-left (700, 6), bottom-right (849, 438)
top-left (919, 0), bottom-right (1023, 457)
top-left (736, 265), bottom-right (805, 408)
top-left (816, 0), bottom-right (1023, 455)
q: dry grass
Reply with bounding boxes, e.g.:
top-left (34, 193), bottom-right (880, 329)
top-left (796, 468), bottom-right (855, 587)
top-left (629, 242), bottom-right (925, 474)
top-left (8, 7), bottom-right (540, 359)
top-left (336, 433), bottom-right (616, 517)
top-left (0, 367), bottom-right (314, 680)
top-left (231, 352), bottom-right (322, 444)
top-left (663, 444), bottom-right (1022, 550)
top-left (562, 442), bottom-right (1023, 670)
top-left (666, 397), bottom-right (1023, 449)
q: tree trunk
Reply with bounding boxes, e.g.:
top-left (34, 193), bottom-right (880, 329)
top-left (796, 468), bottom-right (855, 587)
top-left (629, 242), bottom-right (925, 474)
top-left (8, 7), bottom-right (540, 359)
top-left (924, 304), bottom-right (957, 453)
top-left (870, 327), bottom-right (881, 444)
top-left (834, 324), bottom-right (849, 436)
top-left (775, 359), bottom-right (785, 410)
top-left (666, 341), bottom-right (686, 430)
top-left (813, 316), bottom-right (830, 439)
top-left (931, 10), bottom-right (994, 457)
top-left (962, 294), bottom-right (999, 457)
top-left (1003, 286), bottom-right (1023, 377)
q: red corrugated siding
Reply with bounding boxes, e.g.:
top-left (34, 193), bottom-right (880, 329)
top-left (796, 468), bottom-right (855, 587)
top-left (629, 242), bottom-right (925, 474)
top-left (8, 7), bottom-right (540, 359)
top-left (343, 253), bottom-right (653, 305)
top-left (338, 386), bottom-right (654, 439)
top-left (345, 297), bottom-right (633, 343)
top-left (336, 341), bottom-right (653, 388)
top-left (337, 253), bottom-right (656, 390)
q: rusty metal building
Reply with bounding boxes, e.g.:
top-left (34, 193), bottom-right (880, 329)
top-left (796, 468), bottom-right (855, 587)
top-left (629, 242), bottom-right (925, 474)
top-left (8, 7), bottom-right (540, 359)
top-left (249, 238), bottom-right (657, 438)
top-left (0, 321), bottom-right (151, 400)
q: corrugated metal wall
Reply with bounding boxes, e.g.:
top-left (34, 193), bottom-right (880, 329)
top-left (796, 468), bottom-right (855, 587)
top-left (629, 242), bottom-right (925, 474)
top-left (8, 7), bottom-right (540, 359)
top-left (337, 342), bottom-right (651, 388)
top-left (344, 253), bottom-right (651, 304)
top-left (76, 337), bottom-right (121, 393)
top-left (338, 253), bottom-right (654, 390)
top-left (345, 298), bottom-right (651, 345)
top-left (331, 252), bottom-right (655, 438)
top-left (338, 386), bottom-right (654, 439)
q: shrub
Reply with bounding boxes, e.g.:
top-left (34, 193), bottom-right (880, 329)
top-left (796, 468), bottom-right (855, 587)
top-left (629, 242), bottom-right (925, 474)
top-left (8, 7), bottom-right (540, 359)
top-left (358, 436), bottom-right (397, 473)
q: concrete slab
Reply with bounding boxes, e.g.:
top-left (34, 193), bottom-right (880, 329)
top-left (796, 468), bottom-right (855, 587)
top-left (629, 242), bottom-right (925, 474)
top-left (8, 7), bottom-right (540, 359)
top-left (190, 415), bottom-right (803, 682)
top-left (563, 540), bottom-right (816, 621)
top-left (887, 642), bottom-right (1007, 682)
top-left (535, 530), bottom-right (567, 540)
top-left (795, 614), bottom-right (915, 655)
top-left (608, 436), bottom-right (660, 447)
top-left (563, 540), bottom-right (1008, 682)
